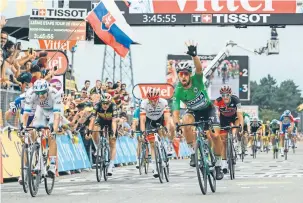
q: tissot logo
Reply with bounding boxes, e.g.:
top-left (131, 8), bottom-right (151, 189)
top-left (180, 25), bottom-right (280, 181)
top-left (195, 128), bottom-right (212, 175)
top-left (30, 8), bottom-right (87, 19)
top-left (191, 14), bottom-right (212, 23)
top-left (213, 14), bottom-right (271, 24)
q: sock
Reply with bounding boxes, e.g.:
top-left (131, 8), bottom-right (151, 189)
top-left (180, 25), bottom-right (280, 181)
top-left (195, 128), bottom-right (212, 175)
top-left (49, 156), bottom-right (56, 165)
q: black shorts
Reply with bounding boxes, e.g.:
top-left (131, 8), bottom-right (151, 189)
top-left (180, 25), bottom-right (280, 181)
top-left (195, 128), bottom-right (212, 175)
top-left (243, 124), bottom-right (248, 132)
top-left (95, 117), bottom-right (113, 134)
top-left (220, 115), bottom-right (237, 128)
top-left (145, 115), bottom-right (165, 131)
top-left (186, 104), bottom-right (220, 130)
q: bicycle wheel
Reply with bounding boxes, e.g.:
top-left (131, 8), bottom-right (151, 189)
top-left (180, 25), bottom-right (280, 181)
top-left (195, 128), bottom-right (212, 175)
top-left (154, 142), bottom-right (164, 183)
top-left (138, 144), bottom-right (144, 175)
top-left (241, 136), bottom-right (245, 162)
top-left (44, 155), bottom-right (55, 195)
top-left (96, 144), bottom-right (103, 182)
top-left (144, 144), bottom-right (149, 175)
top-left (103, 145), bottom-right (110, 181)
top-left (162, 146), bottom-right (169, 182)
top-left (195, 140), bottom-right (207, 195)
top-left (253, 139), bottom-right (257, 159)
top-left (21, 145), bottom-right (29, 193)
top-left (228, 138), bottom-right (235, 180)
top-left (28, 143), bottom-right (41, 197)
top-left (284, 139), bottom-right (288, 160)
top-left (207, 145), bottom-right (216, 193)
top-left (292, 139), bottom-right (295, 154)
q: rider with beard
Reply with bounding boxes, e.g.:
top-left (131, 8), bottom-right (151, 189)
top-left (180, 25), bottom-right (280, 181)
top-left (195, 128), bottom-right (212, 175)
top-left (171, 41), bottom-right (224, 180)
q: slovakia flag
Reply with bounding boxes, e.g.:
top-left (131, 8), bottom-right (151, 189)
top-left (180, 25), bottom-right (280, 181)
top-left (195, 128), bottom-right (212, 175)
top-left (86, 0), bottom-right (138, 57)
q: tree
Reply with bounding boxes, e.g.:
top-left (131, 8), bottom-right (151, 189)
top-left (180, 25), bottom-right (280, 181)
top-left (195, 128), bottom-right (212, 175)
top-left (259, 109), bottom-right (280, 121)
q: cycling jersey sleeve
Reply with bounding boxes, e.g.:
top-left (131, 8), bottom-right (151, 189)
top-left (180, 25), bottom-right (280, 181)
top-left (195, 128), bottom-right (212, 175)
top-left (23, 93), bottom-right (34, 114)
top-left (53, 92), bottom-right (62, 113)
top-left (92, 102), bottom-right (100, 117)
top-left (171, 87), bottom-right (181, 111)
top-left (140, 100), bottom-right (147, 115)
top-left (279, 115), bottom-right (283, 122)
top-left (192, 73), bottom-right (203, 86)
top-left (289, 115), bottom-right (295, 122)
top-left (163, 99), bottom-right (170, 113)
top-left (232, 95), bottom-right (242, 112)
top-left (133, 108), bottom-right (140, 120)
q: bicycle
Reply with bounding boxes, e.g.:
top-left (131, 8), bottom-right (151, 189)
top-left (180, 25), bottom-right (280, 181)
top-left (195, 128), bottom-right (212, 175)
top-left (290, 133), bottom-right (296, 154)
top-left (27, 126), bottom-right (55, 197)
top-left (272, 131), bottom-right (279, 159)
top-left (176, 119), bottom-right (216, 195)
top-left (284, 130), bottom-right (290, 160)
top-left (251, 132), bottom-right (259, 159)
top-left (263, 135), bottom-right (270, 154)
top-left (6, 126), bottom-right (34, 194)
top-left (144, 124), bottom-right (170, 183)
top-left (135, 131), bottom-right (151, 175)
top-left (239, 131), bottom-right (248, 162)
top-left (91, 126), bottom-right (111, 182)
top-left (221, 125), bottom-right (241, 180)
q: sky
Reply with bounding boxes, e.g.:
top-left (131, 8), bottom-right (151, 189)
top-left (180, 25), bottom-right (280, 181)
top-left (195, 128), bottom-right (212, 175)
top-left (2, 1), bottom-right (303, 92)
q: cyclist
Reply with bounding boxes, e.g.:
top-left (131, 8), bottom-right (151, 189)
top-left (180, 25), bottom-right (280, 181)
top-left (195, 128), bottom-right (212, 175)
top-left (262, 120), bottom-right (271, 151)
top-left (5, 92), bottom-right (35, 127)
top-left (291, 122), bottom-right (298, 148)
top-left (242, 112), bottom-right (250, 155)
top-left (248, 117), bottom-right (262, 155)
top-left (23, 79), bottom-right (63, 176)
top-left (270, 119), bottom-right (280, 147)
top-left (140, 88), bottom-right (174, 178)
top-left (171, 41), bottom-right (224, 180)
top-left (214, 85), bottom-right (244, 174)
top-left (279, 110), bottom-right (294, 157)
top-left (87, 93), bottom-right (118, 176)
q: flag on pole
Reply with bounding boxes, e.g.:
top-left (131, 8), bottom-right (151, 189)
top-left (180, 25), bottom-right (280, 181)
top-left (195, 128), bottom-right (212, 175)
top-left (86, 0), bottom-right (138, 57)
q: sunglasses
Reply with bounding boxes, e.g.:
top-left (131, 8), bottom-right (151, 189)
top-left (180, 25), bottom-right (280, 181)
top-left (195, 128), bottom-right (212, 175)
top-left (102, 102), bottom-right (110, 106)
top-left (82, 91), bottom-right (87, 94)
top-left (221, 93), bottom-right (230, 98)
top-left (36, 91), bottom-right (47, 95)
top-left (178, 72), bottom-right (190, 77)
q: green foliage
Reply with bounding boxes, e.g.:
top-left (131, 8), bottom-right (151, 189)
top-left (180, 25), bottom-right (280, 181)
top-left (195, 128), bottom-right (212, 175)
top-left (259, 109), bottom-right (280, 121)
top-left (248, 74), bottom-right (302, 117)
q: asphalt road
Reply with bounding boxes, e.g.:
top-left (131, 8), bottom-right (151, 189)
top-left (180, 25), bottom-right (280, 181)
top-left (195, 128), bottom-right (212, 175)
top-left (2, 143), bottom-right (303, 203)
top-left (210, 71), bottom-right (239, 100)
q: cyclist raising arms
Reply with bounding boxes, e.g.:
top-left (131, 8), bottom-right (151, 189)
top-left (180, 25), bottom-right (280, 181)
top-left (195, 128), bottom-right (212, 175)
top-left (140, 88), bottom-right (175, 178)
top-left (87, 93), bottom-right (118, 176)
top-left (279, 110), bottom-right (294, 157)
top-left (214, 85), bottom-right (244, 174)
top-left (270, 119), bottom-right (280, 146)
top-left (171, 41), bottom-right (224, 180)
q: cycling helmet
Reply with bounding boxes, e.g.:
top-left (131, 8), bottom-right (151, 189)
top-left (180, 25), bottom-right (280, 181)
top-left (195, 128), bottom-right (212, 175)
top-left (220, 85), bottom-right (232, 94)
top-left (176, 61), bottom-right (192, 73)
top-left (252, 117), bottom-right (258, 122)
top-left (33, 79), bottom-right (49, 93)
top-left (283, 110), bottom-right (291, 116)
top-left (100, 93), bottom-right (112, 103)
top-left (147, 88), bottom-right (160, 101)
top-left (271, 119), bottom-right (279, 124)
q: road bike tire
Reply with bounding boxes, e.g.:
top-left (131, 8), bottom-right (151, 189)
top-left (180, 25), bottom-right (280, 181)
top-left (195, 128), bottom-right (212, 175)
top-left (253, 139), bottom-right (257, 159)
top-left (103, 145), bottom-right (110, 181)
top-left (292, 140), bottom-right (295, 154)
top-left (195, 140), bottom-right (207, 195)
top-left (228, 138), bottom-right (235, 180)
top-left (44, 151), bottom-right (55, 195)
top-left (241, 136), bottom-right (245, 162)
top-left (96, 144), bottom-right (103, 182)
top-left (144, 145), bottom-right (149, 175)
top-left (207, 144), bottom-right (216, 193)
top-left (284, 139), bottom-right (288, 161)
top-left (21, 145), bottom-right (29, 193)
top-left (28, 143), bottom-right (41, 197)
top-left (162, 147), bottom-right (169, 182)
top-left (154, 142), bottom-right (164, 183)
top-left (138, 144), bottom-right (143, 175)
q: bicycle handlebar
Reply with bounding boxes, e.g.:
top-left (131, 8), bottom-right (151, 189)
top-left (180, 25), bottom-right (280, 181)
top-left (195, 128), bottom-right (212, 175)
top-left (176, 119), bottom-right (214, 133)
top-left (221, 125), bottom-right (242, 131)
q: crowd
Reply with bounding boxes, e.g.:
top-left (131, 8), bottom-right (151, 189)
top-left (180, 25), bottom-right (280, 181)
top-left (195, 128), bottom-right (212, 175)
top-left (0, 15), bottom-right (135, 172)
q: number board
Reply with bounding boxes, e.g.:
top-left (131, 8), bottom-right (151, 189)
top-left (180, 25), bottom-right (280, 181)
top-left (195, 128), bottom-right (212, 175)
top-left (166, 55), bottom-right (249, 101)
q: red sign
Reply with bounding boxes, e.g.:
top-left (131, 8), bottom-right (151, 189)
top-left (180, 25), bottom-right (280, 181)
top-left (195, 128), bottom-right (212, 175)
top-left (152, 0), bottom-right (296, 14)
top-left (38, 40), bottom-right (77, 51)
top-left (132, 83), bottom-right (175, 100)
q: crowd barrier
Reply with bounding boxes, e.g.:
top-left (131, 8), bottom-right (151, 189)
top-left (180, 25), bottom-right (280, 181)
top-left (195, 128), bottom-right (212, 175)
top-left (0, 130), bottom-right (191, 183)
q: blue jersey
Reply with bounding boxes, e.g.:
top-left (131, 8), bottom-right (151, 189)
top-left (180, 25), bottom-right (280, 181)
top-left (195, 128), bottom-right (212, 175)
top-left (14, 94), bottom-right (26, 114)
top-left (280, 114), bottom-right (294, 133)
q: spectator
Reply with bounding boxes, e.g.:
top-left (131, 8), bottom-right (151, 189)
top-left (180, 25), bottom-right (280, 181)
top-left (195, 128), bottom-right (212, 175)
top-left (107, 81), bottom-right (115, 96)
top-left (101, 82), bottom-right (107, 94)
top-left (113, 80), bottom-right (121, 89)
top-left (121, 83), bottom-right (127, 91)
top-left (30, 64), bottom-right (42, 85)
top-left (90, 80), bottom-right (102, 95)
top-left (1, 30), bottom-right (8, 49)
top-left (82, 80), bottom-right (90, 91)
top-left (75, 89), bottom-right (90, 105)
top-left (118, 112), bottom-right (131, 136)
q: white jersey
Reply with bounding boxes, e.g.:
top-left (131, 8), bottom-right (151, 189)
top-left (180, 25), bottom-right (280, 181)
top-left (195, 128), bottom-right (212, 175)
top-left (24, 86), bottom-right (62, 113)
top-left (140, 98), bottom-right (169, 120)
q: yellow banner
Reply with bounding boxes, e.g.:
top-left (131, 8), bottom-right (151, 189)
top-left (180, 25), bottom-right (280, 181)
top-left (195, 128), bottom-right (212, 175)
top-left (1, 131), bottom-right (22, 179)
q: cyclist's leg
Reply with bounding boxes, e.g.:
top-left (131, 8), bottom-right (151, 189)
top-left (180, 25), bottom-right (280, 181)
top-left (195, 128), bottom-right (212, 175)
top-left (280, 125), bottom-right (288, 155)
top-left (146, 119), bottom-right (158, 177)
top-left (92, 118), bottom-right (102, 147)
top-left (219, 117), bottom-right (229, 172)
top-left (108, 122), bottom-right (117, 175)
top-left (163, 113), bottom-right (175, 155)
top-left (180, 111), bottom-right (196, 166)
top-left (207, 105), bottom-right (224, 180)
top-left (233, 118), bottom-right (241, 153)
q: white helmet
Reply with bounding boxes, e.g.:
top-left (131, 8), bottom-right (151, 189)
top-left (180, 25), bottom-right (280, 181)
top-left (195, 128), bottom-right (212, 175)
top-left (33, 79), bottom-right (49, 93)
top-left (101, 93), bottom-right (112, 103)
top-left (176, 61), bottom-right (192, 73)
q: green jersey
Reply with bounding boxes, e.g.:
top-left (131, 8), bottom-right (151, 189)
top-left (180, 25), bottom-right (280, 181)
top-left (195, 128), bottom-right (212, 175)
top-left (243, 112), bottom-right (250, 124)
top-left (172, 73), bottom-right (211, 111)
